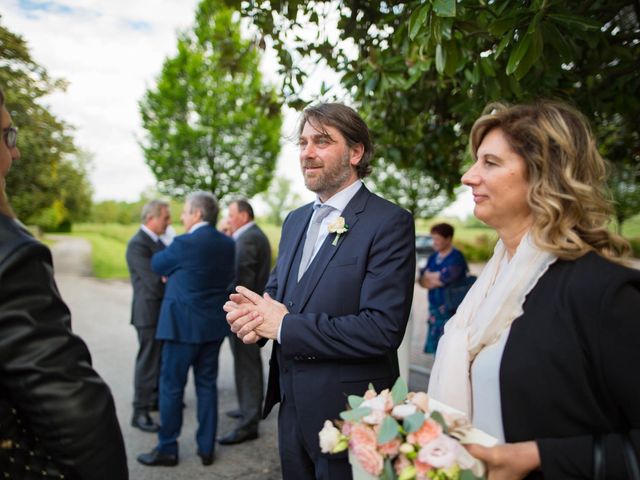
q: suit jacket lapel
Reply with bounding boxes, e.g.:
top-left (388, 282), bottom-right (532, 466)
top-left (140, 229), bottom-right (164, 253)
top-left (277, 204), bottom-right (314, 299)
top-left (295, 185), bottom-right (370, 311)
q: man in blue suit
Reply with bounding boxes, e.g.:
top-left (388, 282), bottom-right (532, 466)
top-left (226, 103), bottom-right (416, 479)
top-left (138, 191), bottom-right (235, 467)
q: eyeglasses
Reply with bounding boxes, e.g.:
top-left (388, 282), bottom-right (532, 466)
top-left (3, 127), bottom-right (18, 149)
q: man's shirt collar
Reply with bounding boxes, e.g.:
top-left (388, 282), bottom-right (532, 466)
top-left (140, 224), bottom-right (160, 242)
top-left (314, 179), bottom-right (363, 214)
top-left (232, 221), bottom-right (255, 240)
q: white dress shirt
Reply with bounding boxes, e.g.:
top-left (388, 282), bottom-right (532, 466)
top-left (140, 224), bottom-right (161, 243)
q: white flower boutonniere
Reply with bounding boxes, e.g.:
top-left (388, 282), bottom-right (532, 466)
top-left (328, 216), bottom-right (349, 246)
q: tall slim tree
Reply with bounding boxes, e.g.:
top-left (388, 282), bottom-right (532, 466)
top-left (1, 20), bottom-right (90, 227)
top-left (139, 0), bottom-right (283, 201)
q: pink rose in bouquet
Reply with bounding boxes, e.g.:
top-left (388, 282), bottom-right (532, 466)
top-left (318, 378), bottom-right (488, 480)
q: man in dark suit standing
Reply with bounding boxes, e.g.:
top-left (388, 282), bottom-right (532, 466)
top-left (226, 103), bottom-right (416, 479)
top-left (137, 192), bottom-right (235, 467)
top-left (126, 199), bottom-right (171, 433)
top-left (219, 199), bottom-right (271, 445)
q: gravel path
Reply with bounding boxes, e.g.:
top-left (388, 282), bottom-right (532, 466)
top-left (48, 236), bottom-right (282, 479)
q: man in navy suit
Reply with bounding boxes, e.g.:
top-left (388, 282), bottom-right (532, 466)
top-left (137, 191), bottom-right (235, 467)
top-left (226, 103), bottom-right (416, 479)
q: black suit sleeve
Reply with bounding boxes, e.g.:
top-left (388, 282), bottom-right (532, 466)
top-left (0, 242), bottom-right (128, 479)
top-left (126, 236), bottom-right (163, 297)
top-left (235, 233), bottom-right (260, 292)
top-left (537, 275), bottom-right (640, 478)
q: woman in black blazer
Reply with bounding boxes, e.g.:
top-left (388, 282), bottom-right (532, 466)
top-left (428, 100), bottom-right (639, 479)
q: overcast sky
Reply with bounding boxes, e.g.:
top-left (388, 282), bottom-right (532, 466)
top-left (2, 0), bottom-right (472, 216)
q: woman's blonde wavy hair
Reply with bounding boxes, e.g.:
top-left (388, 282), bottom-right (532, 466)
top-left (470, 100), bottom-right (630, 261)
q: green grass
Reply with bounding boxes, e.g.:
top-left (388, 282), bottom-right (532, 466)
top-left (621, 213), bottom-right (640, 238)
top-left (65, 213), bottom-right (640, 279)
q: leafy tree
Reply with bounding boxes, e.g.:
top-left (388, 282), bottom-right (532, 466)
top-left (258, 176), bottom-right (302, 225)
top-left (1, 20), bottom-right (92, 228)
top-left (366, 159), bottom-right (449, 218)
top-left (139, 0), bottom-right (283, 201)
top-left (609, 162), bottom-right (640, 234)
top-left (226, 0), bottom-right (640, 203)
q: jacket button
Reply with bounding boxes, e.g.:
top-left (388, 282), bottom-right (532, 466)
top-left (287, 301), bottom-right (294, 307)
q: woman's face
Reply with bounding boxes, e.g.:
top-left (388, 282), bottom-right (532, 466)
top-left (462, 128), bottom-right (532, 233)
top-left (1, 106), bottom-right (20, 178)
top-left (431, 233), bottom-right (452, 253)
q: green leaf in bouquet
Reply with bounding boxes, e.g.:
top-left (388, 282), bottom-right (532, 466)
top-left (332, 437), bottom-right (349, 453)
top-left (377, 415), bottom-right (400, 444)
top-left (398, 464), bottom-right (416, 480)
top-left (403, 411), bottom-right (426, 433)
top-left (391, 377), bottom-right (408, 405)
top-left (460, 469), bottom-right (484, 480)
top-left (340, 406), bottom-right (372, 422)
top-left (430, 410), bottom-right (449, 434)
top-left (380, 458), bottom-right (395, 480)
top-left (348, 395), bottom-right (364, 409)
top-left (368, 382), bottom-right (375, 392)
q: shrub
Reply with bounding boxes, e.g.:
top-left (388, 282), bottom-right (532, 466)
top-left (454, 234), bottom-right (497, 262)
top-left (628, 237), bottom-right (640, 258)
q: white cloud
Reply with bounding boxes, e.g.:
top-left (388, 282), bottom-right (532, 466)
top-left (3, 0), bottom-right (201, 200)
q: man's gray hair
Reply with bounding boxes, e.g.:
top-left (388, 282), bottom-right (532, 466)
top-left (141, 199), bottom-right (169, 223)
top-left (186, 191), bottom-right (219, 224)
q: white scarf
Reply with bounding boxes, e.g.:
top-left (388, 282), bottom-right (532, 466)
top-left (427, 233), bottom-right (557, 417)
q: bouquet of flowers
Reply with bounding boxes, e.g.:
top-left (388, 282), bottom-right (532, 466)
top-left (318, 378), bottom-right (494, 480)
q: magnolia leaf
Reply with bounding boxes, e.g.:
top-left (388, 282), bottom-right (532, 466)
top-left (403, 411), bottom-right (426, 433)
top-left (542, 22), bottom-right (573, 61)
top-left (377, 415), bottom-right (400, 444)
top-left (391, 377), bottom-right (409, 405)
top-left (430, 410), bottom-right (449, 434)
top-left (506, 33), bottom-right (531, 75)
top-left (435, 43), bottom-right (445, 74)
top-left (348, 395), bottom-right (364, 409)
top-left (487, 13), bottom-right (519, 37)
top-left (433, 0), bottom-right (456, 18)
top-left (495, 32), bottom-right (511, 59)
top-left (340, 406), bottom-right (372, 422)
top-left (514, 29), bottom-right (543, 80)
top-left (408, 4), bottom-right (430, 40)
top-left (549, 13), bottom-right (601, 31)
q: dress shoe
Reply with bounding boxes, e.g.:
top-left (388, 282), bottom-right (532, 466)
top-left (218, 429), bottom-right (259, 445)
top-left (131, 412), bottom-right (160, 433)
top-left (197, 450), bottom-right (214, 466)
top-left (137, 448), bottom-right (178, 467)
top-left (225, 409), bottom-right (243, 419)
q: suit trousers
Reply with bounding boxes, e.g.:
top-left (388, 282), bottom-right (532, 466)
top-left (157, 339), bottom-right (223, 456)
top-left (133, 326), bottom-right (162, 412)
top-left (278, 395), bottom-right (352, 480)
top-left (228, 334), bottom-right (263, 434)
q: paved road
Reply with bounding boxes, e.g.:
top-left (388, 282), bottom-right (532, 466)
top-left (49, 237), bottom-right (282, 479)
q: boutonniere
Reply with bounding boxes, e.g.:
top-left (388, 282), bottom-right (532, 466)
top-left (328, 216), bottom-right (349, 246)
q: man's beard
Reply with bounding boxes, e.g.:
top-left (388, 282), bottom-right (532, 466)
top-left (303, 150), bottom-right (352, 197)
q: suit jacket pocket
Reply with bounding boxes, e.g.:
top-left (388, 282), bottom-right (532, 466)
top-left (327, 256), bottom-right (358, 268)
top-left (339, 360), bottom-right (393, 383)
